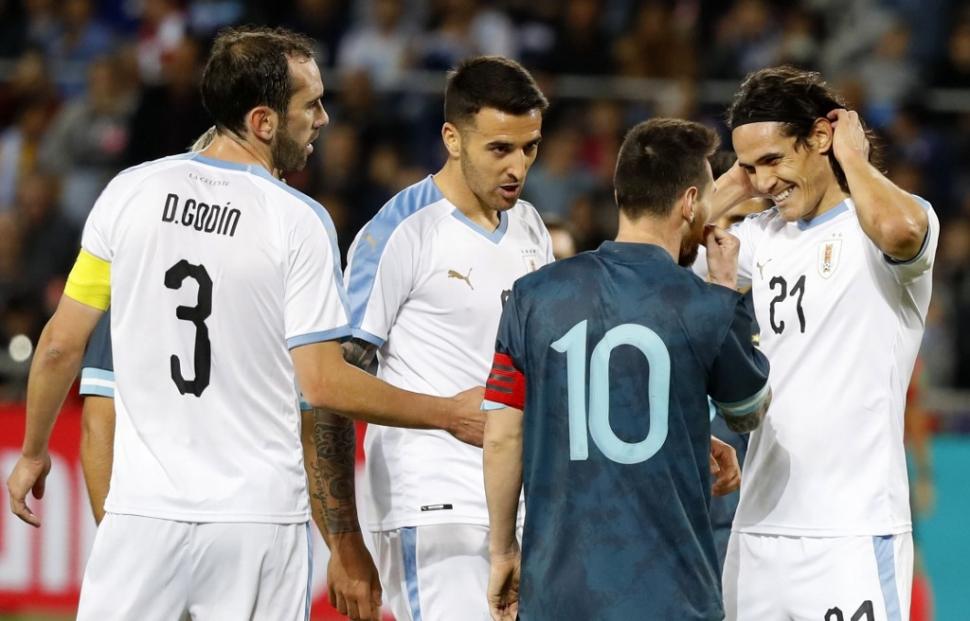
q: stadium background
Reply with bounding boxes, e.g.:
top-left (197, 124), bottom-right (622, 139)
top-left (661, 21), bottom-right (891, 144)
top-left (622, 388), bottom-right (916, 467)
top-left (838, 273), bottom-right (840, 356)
top-left (0, 0), bottom-right (968, 618)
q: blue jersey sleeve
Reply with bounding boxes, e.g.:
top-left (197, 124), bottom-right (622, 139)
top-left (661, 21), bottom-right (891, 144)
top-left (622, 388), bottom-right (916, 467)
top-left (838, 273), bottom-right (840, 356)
top-left (708, 297), bottom-right (770, 417)
top-left (483, 285), bottom-right (528, 411)
top-left (79, 310), bottom-right (114, 398)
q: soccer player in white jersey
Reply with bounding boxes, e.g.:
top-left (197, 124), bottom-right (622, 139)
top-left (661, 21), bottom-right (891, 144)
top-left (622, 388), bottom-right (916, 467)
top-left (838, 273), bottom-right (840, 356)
top-left (710, 66), bottom-right (940, 621)
top-left (5, 27), bottom-right (484, 621)
top-left (340, 56), bottom-right (552, 620)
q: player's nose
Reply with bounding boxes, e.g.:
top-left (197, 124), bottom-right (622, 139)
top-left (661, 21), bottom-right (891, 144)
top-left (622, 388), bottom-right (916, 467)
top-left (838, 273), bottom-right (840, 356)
top-left (753, 168), bottom-right (777, 195)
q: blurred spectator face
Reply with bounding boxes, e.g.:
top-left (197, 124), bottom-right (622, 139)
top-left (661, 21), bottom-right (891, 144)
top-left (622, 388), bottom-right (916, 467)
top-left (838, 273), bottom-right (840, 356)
top-left (368, 143), bottom-right (401, 187)
top-left (565, 0), bottom-right (598, 33)
top-left (0, 213), bottom-right (22, 278)
top-left (322, 125), bottom-right (360, 176)
top-left (87, 57), bottom-right (116, 111)
top-left (876, 23), bottom-right (910, 61)
top-left (64, 0), bottom-right (93, 29)
top-left (453, 107), bottom-right (542, 212)
top-left (732, 122), bottom-right (835, 223)
top-left (16, 172), bottom-right (56, 226)
top-left (18, 101), bottom-right (49, 141)
top-left (940, 218), bottom-right (970, 266)
top-left (950, 21), bottom-right (970, 69)
top-left (160, 37), bottom-right (200, 89)
top-left (339, 70), bottom-right (375, 113)
top-left (374, 0), bottom-right (403, 31)
top-left (10, 50), bottom-right (51, 97)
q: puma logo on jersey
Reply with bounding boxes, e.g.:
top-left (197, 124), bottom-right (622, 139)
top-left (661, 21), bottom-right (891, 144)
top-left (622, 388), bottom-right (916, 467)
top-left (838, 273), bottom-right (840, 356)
top-left (756, 258), bottom-right (773, 279)
top-left (448, 268), bottom-right (474, 290)
top-left (365, 234), bottom-right (378, 250)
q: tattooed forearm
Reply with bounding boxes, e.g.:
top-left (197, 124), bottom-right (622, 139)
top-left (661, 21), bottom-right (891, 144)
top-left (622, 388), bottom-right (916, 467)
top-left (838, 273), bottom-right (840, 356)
top-left (310, 409), bottom-right (360, 535)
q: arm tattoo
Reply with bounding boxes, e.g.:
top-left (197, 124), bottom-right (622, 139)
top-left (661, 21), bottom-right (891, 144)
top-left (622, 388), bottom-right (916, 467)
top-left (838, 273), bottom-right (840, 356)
top-left (341, 338), bottom-right (377, 371)
top-left (310, 409), bottom-right (360, 534)
top-left (725, 411), bottom-right (763, 434)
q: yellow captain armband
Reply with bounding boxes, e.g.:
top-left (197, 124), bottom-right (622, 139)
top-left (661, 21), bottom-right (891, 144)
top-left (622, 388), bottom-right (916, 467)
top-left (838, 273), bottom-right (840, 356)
top-left (64, 249), bottom-right (111, 310)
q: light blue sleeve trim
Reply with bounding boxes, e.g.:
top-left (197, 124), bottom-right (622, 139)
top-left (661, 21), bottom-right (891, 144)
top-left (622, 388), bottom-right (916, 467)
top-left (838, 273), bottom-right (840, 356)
top-left (79, 367), bottom-right (115, 398)
top-left (345, 177), bottom-right (442, 331)
top-left (482, 399), bottom-right (508, 411)
top-left (80, 384), bottom-right (114, 398)
top-left (713, 380), bottom-right (770, 417)
top-left (873, 535), bottom-right (903, 621)
top-left (303, 523), bottom-right (313, 621)
top-left (885, 195), bottom-right (933, 266)
top-left (350, 328), bottom-right (386, 348)
top-left (401, 527), bottom-right (424, 621)
top-left (287, 326), bottom-right (352, 349)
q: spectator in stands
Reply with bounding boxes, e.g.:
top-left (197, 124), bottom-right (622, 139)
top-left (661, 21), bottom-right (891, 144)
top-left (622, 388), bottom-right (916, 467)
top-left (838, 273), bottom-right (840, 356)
top-left (337, 0), bottom-right (413, 89)
top-left (135, 0), bottom-right (186, 85)
top-left (46, 0), bottom-right (116, 95)
top-left (13, 170), bottom-right (77, 292)
top-left (547, 0), bottom-right (612, 75)
top-left (124, 36), bottom-right (209, 165)
top-left (39, 54), bottom-right (136, 227)
top-left (0, 98), bottom-right (54, 210)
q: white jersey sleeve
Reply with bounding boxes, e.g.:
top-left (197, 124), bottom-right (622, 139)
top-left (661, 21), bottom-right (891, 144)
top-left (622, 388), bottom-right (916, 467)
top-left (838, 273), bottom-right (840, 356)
top-left (728, 209), bottom-right (775, 289)
top-left (345, 222), bottom-right (417, 347)
top-left (878, 195), bottom-right (940, 285)
top-left (284, 202), bottom-right (351, 346)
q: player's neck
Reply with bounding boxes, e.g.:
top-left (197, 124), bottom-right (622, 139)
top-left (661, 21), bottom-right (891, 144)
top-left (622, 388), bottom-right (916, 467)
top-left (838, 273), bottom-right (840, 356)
top-left (201, 133), bottom-right (280, 179)
top-left (615, 216), bottom-right (680, 262)
top-left (802, 181), bottom-right (850, 223)
top-left (433, 161), bottom-right (501, 230)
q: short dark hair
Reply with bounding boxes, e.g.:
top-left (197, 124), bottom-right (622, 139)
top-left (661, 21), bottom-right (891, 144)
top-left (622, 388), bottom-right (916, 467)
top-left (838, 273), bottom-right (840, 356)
top-left (728, 66), bottom-right (880, 194)
top-left (614, 118), bottom-right (720, 219)
top-left (444, 56), bottom-right (548, 128)
top-left (201, 26), bottom-right (316, 135)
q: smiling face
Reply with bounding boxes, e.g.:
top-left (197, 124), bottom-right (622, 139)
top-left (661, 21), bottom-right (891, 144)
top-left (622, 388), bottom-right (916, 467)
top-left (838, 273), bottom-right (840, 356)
top-left (731, 121), bottom-right (840, 222)
top-left (272, 56), bottom-right (329, 173)
top-left (455, 107), bottom-right (542, 213)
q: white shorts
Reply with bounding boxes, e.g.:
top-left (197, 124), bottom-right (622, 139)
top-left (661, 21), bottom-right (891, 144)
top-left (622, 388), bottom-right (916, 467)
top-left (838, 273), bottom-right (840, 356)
top-left (723, 532), bottom-right (913, 621)
top-left (372, 523), bottom-right (497, 621)
top-left (77, 513), bottom-right (312, 621)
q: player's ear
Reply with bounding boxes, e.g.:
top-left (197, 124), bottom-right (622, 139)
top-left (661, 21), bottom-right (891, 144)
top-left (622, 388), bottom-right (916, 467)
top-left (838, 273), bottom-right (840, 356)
top-left (812, 117), bottom-right (833, 155)
top-left (681, 186), bottom-right (698, 224)
top-left (441, 122), bottom-right (462, 159)
top-left (248, 106), bottom-right (277, 142)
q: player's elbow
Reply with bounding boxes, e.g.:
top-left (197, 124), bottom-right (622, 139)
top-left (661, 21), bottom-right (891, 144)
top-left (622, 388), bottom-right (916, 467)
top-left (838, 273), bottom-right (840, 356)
top-left (878, 211), bottom-right (927, 261)
top-left (484, 413), bottom-right (522, 454)
top-left (36, 322), bottom-right (86, 371)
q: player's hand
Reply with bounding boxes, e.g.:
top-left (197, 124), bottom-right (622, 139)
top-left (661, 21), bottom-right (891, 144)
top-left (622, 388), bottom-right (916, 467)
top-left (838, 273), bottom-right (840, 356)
top-left (713, 160), bottom-right (757, 216)
top-left (704, 225), bottom-right (740, 290)
top-left (327, 531), bottom-right (382, 621)
top-left (488, 545), bottom-right (521, 621)
top-left (7, 452), bottom-right (52, 527)
top-left (826, 109), bottom-right (870, 164)
top-left (710, 436), bottom-right (741, 496)
top-left (447, 386), bottom-right (487, 447)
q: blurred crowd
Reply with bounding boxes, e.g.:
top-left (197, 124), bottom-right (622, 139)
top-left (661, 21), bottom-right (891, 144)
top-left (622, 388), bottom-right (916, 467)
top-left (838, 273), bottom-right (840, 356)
top-left (0, 0), bottom-right (969, 398)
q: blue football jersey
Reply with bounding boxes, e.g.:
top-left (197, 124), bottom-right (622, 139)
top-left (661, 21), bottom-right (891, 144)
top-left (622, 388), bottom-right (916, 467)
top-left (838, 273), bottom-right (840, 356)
top-left (79, 310), bottom-right (114, 397)
top-left (488, 241), bottom-right (769, 620)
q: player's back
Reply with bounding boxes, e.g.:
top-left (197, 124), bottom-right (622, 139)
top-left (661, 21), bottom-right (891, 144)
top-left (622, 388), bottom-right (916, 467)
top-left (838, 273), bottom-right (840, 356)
top-left (508, 241), bottom-right (753, 621)
top-left (81, 153), bottom-right (349, 523)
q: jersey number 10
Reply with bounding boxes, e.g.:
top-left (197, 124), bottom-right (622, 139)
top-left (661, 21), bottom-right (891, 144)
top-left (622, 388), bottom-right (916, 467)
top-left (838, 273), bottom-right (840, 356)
top-left (551, 320), bottom-right (670, 465)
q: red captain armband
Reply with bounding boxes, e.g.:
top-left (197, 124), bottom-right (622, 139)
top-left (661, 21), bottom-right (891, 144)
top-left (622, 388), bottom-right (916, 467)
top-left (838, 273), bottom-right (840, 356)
top-left (484, 352), bottom-right (526, 410)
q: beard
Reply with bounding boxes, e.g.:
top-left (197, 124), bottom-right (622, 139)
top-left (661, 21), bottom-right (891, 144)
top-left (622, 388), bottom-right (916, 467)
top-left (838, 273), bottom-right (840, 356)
top-left (271, 120), bottom-right (309, 173)
top-left (677, 217), bottom-right (706, 267)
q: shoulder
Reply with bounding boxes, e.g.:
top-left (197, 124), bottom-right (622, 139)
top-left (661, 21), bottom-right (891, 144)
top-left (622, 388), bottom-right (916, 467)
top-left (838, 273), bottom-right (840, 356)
top-left (352, 177), bottom-right (452, 259)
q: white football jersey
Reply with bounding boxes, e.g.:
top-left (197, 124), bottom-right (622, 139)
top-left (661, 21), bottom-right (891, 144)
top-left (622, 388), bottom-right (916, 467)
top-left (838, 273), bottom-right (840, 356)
top-left (81, 153), bottom-right (350, 523)
top-left (345, 176), bottom-right (553, 531)
top-left (731, 197), bottom-right (938, 536)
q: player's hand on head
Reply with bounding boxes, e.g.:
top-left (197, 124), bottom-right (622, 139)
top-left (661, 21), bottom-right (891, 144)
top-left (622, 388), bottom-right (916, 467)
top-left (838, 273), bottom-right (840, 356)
top-left (448, 386), bottom-right (487, 447)
top-left (826, 108), bottom-right (870, 163)
top-left (709, 436), bottom-right (741, 496)
top-left (488, 545), bottom-right (521, 621)
top-left (6, 453), bottom-right (51, 527)
top-left (326, 532), bottom-right (382, 621)
top-left (704, 225), bottom-right (741, 290)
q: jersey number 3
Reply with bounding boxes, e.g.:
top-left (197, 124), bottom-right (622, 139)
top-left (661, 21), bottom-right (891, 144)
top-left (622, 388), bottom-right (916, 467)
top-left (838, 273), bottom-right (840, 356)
top-left (552, 321), bottom-right (670, 465)
top-left (165, 260), bottom-right (212, 397)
